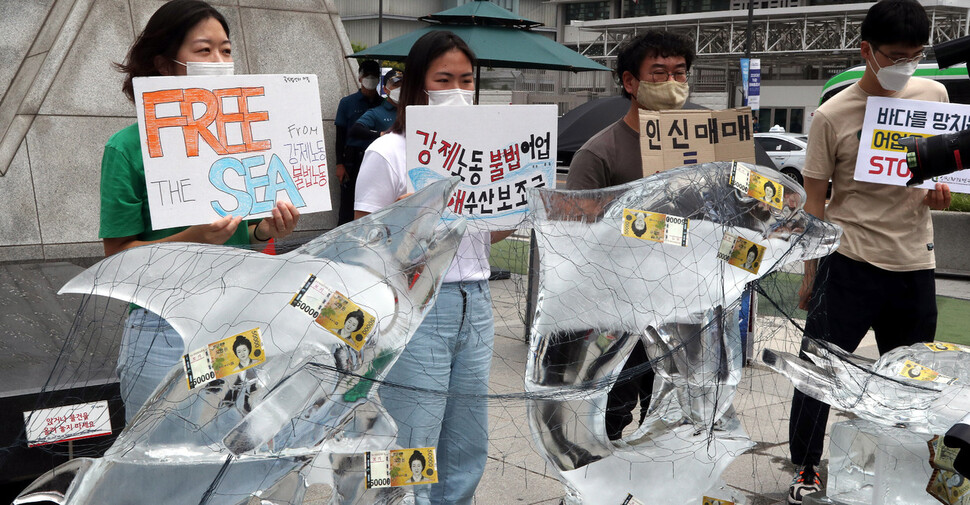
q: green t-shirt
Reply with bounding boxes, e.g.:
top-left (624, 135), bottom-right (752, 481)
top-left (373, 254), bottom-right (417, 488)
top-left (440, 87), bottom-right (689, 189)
top-left (99, 123), bottom-right (252, 245)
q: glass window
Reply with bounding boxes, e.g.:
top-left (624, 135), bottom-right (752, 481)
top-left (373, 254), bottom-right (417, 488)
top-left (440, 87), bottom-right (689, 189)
top-left (756, 137), bottom-right (782, 151)
top-left (773, 109), bottom-right (788, 132)
top-left (565, 2), bottom-right (610, 22)
top-left (790, 108), bottom-right (804, 133)
top-left (777, 139), bottom-right (802, 151)
top-left (675, 0), bottom-right (731, 13)
top-left (758, 109), bottom-right (771, 132)
top-left (623, 0), bottom-right (666, 16)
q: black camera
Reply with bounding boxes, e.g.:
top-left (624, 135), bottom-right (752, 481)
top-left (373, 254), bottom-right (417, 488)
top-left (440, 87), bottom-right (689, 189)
top-left (901, 34), bottom-right (970, 186)
top-left (945, 416), bottom-right (970, 478)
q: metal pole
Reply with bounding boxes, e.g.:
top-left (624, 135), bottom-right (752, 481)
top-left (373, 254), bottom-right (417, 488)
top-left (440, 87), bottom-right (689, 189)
top-left (476, 64), bottom-right (481, 104)
top-left (378, 0), bottom-right (384, 43)
top-left (745, 0), bottom-right (754, 57)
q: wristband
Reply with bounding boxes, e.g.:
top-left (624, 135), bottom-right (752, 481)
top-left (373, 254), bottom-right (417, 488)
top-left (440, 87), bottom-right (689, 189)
top-left (253, 226), bottom-right (271, 242)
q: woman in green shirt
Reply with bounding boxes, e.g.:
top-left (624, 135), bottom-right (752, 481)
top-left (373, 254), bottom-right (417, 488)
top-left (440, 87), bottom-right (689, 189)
top-left (102, 0), bottom-right (299, 422)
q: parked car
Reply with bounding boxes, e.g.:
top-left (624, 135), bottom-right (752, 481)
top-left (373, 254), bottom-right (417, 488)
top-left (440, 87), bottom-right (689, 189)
top-left (754, 132), bottom-right (807, 185)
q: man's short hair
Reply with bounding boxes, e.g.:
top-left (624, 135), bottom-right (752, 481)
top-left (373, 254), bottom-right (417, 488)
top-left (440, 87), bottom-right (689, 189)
top-left (615, 31), bottom-right (695, 99)
top-left (860, 0), bottom-right (929, 48)
top-left (358, 59), bottom-right (381, 78)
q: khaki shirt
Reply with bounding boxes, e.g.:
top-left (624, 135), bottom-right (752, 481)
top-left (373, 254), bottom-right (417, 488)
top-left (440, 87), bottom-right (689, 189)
top-left (803, 78), bottom-right (948, 271)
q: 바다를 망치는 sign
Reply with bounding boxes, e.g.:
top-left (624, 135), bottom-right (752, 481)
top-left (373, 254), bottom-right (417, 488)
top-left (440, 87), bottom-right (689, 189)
top-left (133, 74), bottom-right (331, 230)
top-left (405, 104), bottom-right (557, 231)
top-left (854, 96), bottom-right (970, 193)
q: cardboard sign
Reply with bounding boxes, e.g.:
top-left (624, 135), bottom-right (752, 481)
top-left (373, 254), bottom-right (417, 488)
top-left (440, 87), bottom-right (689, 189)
top-left (406, 105), bottom-right (557, 231)
top-left (24, 401), bottom-right (112, 447)
top-left (639, 107), bottom-right (755, 177)
top-left (854, 96), bottom-right (970, 192)
top-left (133, 74), bottom-right (331, 229)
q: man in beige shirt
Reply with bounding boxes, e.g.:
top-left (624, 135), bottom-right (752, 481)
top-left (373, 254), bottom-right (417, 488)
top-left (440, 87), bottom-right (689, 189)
top-left (788, 1), bottom-right (951, 503)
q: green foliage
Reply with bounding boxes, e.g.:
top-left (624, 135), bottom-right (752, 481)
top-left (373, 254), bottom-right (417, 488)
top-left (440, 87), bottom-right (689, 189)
top-left (946, 193), bottom-right (970, 212)
top-left (351, 42), bottom-right (367, 54)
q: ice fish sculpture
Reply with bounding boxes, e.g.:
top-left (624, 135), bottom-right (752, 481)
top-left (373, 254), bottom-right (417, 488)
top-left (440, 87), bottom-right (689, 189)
top-left (15, 179), bottom-right (466, 505)
top-left (764, 339), bottom-right (970, 435)
top-left (526, 161), bottom-right (842, 505)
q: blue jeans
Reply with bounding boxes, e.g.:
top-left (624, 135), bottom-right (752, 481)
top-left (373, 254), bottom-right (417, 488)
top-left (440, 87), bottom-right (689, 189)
top-left (117, 308), bottom-right (184, 423)
top-left (379, 281), bottom-right (494, 505)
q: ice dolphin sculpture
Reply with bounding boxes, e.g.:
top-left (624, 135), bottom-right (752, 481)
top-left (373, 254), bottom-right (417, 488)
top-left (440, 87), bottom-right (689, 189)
top-left (764, 339), bottom-right (970, 435)
top-left (15, 179), bottom-right (466, 505)
top-left (525, 161), bottom-right (842, 505)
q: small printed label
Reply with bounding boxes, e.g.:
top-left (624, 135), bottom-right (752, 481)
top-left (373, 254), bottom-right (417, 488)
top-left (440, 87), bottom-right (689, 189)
top-left (930, 435), bottom-right (960, 473)
top-left (927, 468), bottom-right (970, 505)
top-left (925, 342), bottom-right (970, 353)
top-left (717, 232), bottom-right (766, 274)
top-left (900, 360), bottom-right (957, 385)
top-left (24, 401), bottom-right (112, 447)
top-left (365, 447), bottom-right (438, 489)
top-left (729, 161), bottom-right (784, 209)
top-left (621, 208), bottom-right (689, 246)
top-left (703, 498), bottom-right (735, 505)
top-left (183, 328), bottom-right (265, 390)
top-left (290, 274), bottom-right (376, 351)
top-left (621, 494), bottom-right (644, 505)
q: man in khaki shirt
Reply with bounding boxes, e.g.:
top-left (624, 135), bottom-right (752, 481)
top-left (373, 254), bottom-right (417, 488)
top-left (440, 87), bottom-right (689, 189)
top-left (787, 1), bottom-right (951, 503)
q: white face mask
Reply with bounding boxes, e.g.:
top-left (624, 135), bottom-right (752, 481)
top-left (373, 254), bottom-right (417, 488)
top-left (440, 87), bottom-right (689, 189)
top-left (636, 80), bottom-right (689, 110)
top-left (870, 54), bottom-right (919, 92)
top-left (361, 77), bottom-right (380, 90)
top-left (387, 87), bottom-right (401, 103)
top-left (426, 88), bottom-right (475, 106)
top-left (174, 60), bottom-right (235, 76)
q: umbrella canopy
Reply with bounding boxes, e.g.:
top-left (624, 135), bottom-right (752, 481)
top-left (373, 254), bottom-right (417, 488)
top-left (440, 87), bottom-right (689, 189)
top-left (352, 24), bottom-right (609, 72)
top-left (419, 0), bottom-right (542, 28)
top-left (349, 1), bottom-right (608, 73)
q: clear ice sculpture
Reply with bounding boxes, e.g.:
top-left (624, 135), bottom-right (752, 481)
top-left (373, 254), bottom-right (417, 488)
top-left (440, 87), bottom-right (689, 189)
top-left (526, 161), bottom-right (842, 505)
top-left (764, 341), bottom-right (970, 505)
top-left (15, 179), bottom-right (466, 505)
top-left (764, 340), bottom-right (970, 436)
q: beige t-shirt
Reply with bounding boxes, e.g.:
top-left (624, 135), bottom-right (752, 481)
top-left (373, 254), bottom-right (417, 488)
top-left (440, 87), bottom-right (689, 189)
top-left (802, 78), bottom-right (948, 271)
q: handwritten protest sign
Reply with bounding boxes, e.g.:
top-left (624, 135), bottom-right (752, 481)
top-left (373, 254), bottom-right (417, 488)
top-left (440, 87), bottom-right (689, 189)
top-left (406, 105), bottom-right (557, 231)
top-left (133, 74), bottom-right (331, 229)
top-left (854, 96), bottom-right (970, 193)
top-left (639, 107), bottom-right (755, 177)
top-left (24, 401), bottom-right (112, 447)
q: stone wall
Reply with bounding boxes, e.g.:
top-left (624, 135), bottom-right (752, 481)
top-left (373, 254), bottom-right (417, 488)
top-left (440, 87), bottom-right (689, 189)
top-left (0, 0), bottom-right (358, 262)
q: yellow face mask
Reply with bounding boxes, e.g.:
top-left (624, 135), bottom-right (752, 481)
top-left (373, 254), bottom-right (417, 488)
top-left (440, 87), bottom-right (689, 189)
top-left (636, 80), bottom-right (689, 110)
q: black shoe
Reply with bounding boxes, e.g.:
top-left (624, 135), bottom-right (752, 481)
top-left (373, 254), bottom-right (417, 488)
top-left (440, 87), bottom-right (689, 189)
top-left (788, 464), bottom-right (822, 504)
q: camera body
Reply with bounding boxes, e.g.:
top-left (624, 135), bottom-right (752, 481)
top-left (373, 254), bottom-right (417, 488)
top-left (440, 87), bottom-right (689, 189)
top-left (945, 415), bottom-right (970, 478)
top-left (902, 34), bottom-right (970, 186)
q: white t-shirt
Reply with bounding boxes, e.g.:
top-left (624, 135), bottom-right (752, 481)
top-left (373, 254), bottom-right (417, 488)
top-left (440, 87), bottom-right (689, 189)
top-left (355, 133), bottom-right (491, 283)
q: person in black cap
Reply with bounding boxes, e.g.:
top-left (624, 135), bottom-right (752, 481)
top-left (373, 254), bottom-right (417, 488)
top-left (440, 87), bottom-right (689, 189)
top-left (349, 69), bottom-right (402, 146)
top-left (334, 59), bottom-right (384, 225)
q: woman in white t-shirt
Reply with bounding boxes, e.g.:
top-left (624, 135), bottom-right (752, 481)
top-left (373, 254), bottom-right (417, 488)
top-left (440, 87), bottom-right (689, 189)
top-left (354, 31), bottom-right (507, 505)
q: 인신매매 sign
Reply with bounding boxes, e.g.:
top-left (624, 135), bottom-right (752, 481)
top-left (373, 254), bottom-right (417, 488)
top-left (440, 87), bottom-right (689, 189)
top-left (24, 400), bottom-right (112, 447)
top-left (855, 96), bottom-right (970, 193)
top-left (406, 104), bottom-right (557, 231)
top-left (639, 108), bottom-right (756, 177)
top-left (133, 74), bottom-right (331, 230)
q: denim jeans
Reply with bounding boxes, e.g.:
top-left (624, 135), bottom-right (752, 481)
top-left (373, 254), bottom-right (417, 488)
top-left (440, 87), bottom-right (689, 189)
top-left (117, 308), bottom-right (185, 423)
top-left (379, 280), bottom-right (495, 505)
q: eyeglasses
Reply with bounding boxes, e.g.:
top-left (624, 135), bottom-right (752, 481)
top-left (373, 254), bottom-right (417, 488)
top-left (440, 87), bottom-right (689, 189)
top-left (874, 47), bottom-right (925, 65)
top-left (646, 70), bottom-right (690, 82)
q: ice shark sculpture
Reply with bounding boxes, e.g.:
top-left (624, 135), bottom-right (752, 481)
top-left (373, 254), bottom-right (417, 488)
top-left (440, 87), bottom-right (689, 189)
top-left (15, 179), bottom-right (466, 505)
top-left (764, 339), bottom-right (970, 436)
top-left (525, 161), bottom-right (842, 505)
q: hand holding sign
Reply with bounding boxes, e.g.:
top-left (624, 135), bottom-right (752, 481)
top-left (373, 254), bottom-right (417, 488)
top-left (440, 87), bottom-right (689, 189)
top-left (134, 74), bottom-right (331, 230)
